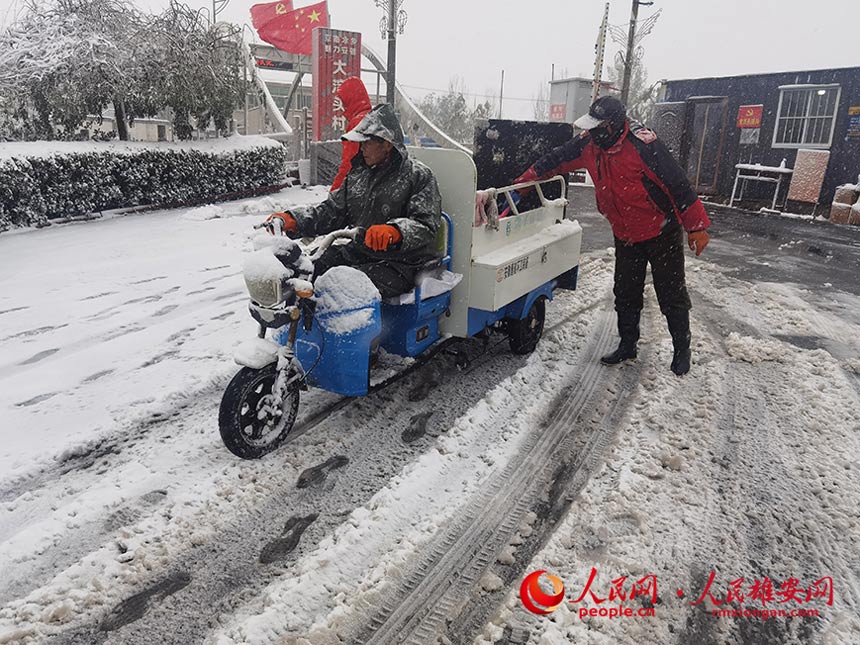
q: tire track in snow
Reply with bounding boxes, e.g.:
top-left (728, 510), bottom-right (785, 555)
top-left (16, 339), bottom-right (539, 645)
top-left (671, 295), bottom-right (858, 644)
top-left (350, 307), bottom-right (640, 645)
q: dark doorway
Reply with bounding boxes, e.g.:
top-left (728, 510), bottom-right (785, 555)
top-left (681, 97), bottom-right (728, 194)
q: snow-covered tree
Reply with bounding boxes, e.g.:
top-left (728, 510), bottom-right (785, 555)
top-left (145, 3), bottom-right (247, 139)
top-left (533, 80), bottom-right (550, 122)
top-left (417, 77), bottom-right (495, 145)
top-left (0, 0), bottom-right (247, 140)
top-left (606, 52), bottom-right (658, 124)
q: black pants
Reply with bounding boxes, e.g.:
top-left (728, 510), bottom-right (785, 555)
top-left (313, 243), bottom-right (419, 300)
top-left (613, 223), bottom-right (691, 318)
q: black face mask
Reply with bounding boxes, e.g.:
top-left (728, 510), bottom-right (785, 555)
top-left (590, 123), bottom-right (622, 149)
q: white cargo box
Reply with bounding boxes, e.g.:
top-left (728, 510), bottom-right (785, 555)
top-left (471, 217), bottom-right (582, 311)
top-left (408, 148), bottom-right (582, 338)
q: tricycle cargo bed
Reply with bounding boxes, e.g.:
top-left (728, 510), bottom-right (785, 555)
top-left (470, 219), bottom-right (582, 312)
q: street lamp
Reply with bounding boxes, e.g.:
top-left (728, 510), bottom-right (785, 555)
top-left (620, 0), bottom-right (655, 106)
top-left (213, 0), bottom-right (228, 24)
top-left (375, 0), bottom-right (407, 105)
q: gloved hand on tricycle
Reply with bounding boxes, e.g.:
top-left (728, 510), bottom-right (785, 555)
top-left (263, 212), bottom-right (298, 236)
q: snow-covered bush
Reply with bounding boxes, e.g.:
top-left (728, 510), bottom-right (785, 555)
top-left (0, 158), bottom-right (48, 229)
top-left (0, 142), bottom-right (287, 231)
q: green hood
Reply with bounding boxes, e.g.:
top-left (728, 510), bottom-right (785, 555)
top-left (342, 103), bottom-right (407, 158)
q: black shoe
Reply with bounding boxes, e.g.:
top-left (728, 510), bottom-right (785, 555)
top-left (671, 348), bottom-right (691, 376)
top-left (600, 345), bottom-right (638, 365)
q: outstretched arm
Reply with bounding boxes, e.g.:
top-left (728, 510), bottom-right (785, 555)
top-left (289, 183), bottom-right (350, 237)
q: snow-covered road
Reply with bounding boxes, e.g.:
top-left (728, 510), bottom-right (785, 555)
top-left (1, 188), bottom-right (859, 645)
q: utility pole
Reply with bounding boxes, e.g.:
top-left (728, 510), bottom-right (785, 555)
top-left (498, 69), bottom-right (504, 119)
top-left (592, 2), bottom-right (610, 102)
top-left (386, 0), bottom-right (396, 104)
top-left (620, 0), bottom-right (639, 105)
top-left (621, 0), bottom-right (654, 105)
top-left (377, 0), bottom-right (407, 105)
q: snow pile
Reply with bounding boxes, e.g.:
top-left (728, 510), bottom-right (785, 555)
top-left (310, 266), bottom-right (381, 335)
top-left (315, 266), bottom-right (380, 313)
top-left (724, 331), bottom-right (788, 363)
top-left (242, 248), bottom-right (291, 284)
top-left (387, 270), bottom-right (462, 305)
top-left (181, 204), bottom-right (225, 221)
top-left (233, 338), bottom-right (281, 368)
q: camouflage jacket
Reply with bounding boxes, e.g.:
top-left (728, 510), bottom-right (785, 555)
top-left (289, 104), bottom-right (442, 264)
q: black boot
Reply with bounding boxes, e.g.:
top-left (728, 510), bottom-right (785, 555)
top-left (601, 311), bottom-right (640, 365)
top-left (666, 310), bottom-right (691, 376)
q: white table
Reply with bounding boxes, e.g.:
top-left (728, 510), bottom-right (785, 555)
top-left (729, 163), bottom-right (794, 210)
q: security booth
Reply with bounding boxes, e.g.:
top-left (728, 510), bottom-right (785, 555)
top-left (655, 66), bottom-right (860, 213)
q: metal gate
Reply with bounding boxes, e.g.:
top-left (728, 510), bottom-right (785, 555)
top-left (652, 101), bottom-right (686, 160)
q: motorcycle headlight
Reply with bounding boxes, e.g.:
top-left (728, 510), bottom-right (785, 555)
top-left (244, 275), bottom-right (282, 307)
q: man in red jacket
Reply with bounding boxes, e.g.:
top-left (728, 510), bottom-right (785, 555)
top-left (515, 96), bottom-right (711, 376)
top-left (330, 77), bottom-right (372, 192)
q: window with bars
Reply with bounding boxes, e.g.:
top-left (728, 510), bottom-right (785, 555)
top-left (773, 85), bottom-right (840, 148)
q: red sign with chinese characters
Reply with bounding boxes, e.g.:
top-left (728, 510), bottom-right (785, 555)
top-left (737, 105), bottom-right (763, 129)
top-left (549, 104), bottom-right (566, 122)
top-left (312, 28), bottom-right (361, 141)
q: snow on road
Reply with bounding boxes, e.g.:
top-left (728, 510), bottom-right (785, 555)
top-left (477, 263), bottom-right (860, 645)
top-left (0, 187), bottom-right (326, 479)
top-left (1, 190), bottom-right (859, 645)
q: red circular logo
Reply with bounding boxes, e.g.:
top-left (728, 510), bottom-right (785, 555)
top-left (519, 570), bottom-right (566, 615)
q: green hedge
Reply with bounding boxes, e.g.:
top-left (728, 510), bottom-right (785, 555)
top-left (0, 143), bottom-right (288, 231)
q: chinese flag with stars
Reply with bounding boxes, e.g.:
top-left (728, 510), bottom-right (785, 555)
top-left (256, 0), bottom-right (329, 55)
top-left (250, 1), bottom-right (294, 31)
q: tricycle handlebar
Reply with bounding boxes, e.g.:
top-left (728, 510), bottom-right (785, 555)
top-left (306, 228), bottom-right (359, 262)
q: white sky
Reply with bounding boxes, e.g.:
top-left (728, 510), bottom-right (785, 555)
top-left (1, 0), bottom-right (857, 120)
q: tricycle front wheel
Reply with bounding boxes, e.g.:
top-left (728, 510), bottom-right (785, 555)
top-left (219, 363), bottom-right (300, 459)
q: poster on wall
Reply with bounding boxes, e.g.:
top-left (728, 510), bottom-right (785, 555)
top-left (549, 104), bottom-right (566, 122)
top-left (740, 128), bottom-right (760, 145)
top-left (737, 104), bottom-right (763, 129)
top-left (312, 28), bottom-right (362, 141)
top-left (847, 106), bottom-right (860, 141)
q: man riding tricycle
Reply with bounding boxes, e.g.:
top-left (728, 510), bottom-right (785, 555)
top-left (218, 104), bottom-right (583, 459)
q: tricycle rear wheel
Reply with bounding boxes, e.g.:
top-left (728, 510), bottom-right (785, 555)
top-left (508, 296), bottom-right (546, 355)
top-left (219, 363), bottom-right (300, 459)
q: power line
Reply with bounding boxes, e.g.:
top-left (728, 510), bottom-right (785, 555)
top-left (398, 83), bottom-right (544, 103)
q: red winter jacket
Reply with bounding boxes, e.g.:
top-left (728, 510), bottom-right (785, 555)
top-left (331, 77), bottom-right (372, 192)
top-left (530, 122), bottom-right (710, 243)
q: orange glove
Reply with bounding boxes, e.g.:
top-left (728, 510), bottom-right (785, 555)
top-left (687, 229), bottom-right (710, 256)
top-left (265, 212), bottom-right (297, 235)
top-left (514, 166), bottom-right (538, 196)
top-left (365, 224), bottom-right (402, 252)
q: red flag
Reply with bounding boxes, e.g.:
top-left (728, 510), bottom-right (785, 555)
top-left (250, 0), bottom-right (294, 31)
top-left (256, 1), bottom-right (328, 55)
